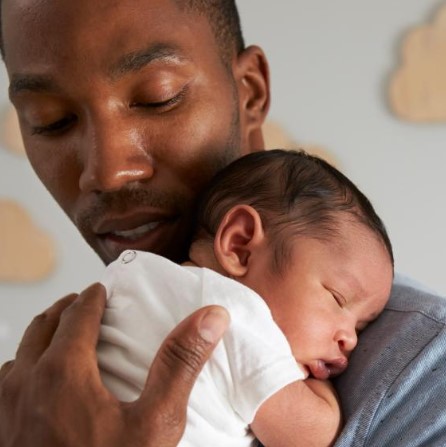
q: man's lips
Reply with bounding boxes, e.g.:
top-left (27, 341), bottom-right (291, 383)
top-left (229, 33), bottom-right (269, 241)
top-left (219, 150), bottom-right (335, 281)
top-left (94, 210), bottom-right (175, 236)
top-left (308, 358), bottom-right (348, 380)
top-left (106, 221), bottom-right (163, 240)
top-left (92, 211), bottom-right (179, 261)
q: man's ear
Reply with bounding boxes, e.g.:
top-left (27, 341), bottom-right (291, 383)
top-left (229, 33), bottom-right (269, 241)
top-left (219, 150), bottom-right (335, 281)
top-left (233, 45), bottom-right (270, 150)
top-left (214, 205), bottom-right (265, 278)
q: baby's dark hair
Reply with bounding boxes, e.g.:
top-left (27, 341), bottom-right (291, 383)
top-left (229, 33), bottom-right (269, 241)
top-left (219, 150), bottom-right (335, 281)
top-left (195, 149), bottom-right (394, 272)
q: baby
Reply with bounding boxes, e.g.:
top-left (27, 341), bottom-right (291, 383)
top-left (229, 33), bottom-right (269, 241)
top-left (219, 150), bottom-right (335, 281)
top-left (98, 149), bottom-right (394, 447)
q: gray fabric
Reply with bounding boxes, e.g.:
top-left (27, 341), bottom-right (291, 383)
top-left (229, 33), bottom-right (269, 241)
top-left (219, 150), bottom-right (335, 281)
top-left (334, 282), bottom-right (446, 446)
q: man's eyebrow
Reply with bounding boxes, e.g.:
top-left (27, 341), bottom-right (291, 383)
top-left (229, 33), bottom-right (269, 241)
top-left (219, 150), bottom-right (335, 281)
top-left (109, 43), bottom-right (186, 79)
top-left (8, 44), bottom-right (186, 97)
top-left (9, 75), bottom-right (59, 97)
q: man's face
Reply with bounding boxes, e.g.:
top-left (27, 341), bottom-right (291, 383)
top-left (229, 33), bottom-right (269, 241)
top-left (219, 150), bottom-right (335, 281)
top-left (2, 0), bottom-right (268, 264)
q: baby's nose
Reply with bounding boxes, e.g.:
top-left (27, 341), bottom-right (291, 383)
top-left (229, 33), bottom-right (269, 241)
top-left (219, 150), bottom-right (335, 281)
top-left (336, 328), bottom-right (358, 355)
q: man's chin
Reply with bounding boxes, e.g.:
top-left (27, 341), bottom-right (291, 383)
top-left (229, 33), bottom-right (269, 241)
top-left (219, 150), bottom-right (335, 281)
top-left (91, 229), bottom-right (191, 266)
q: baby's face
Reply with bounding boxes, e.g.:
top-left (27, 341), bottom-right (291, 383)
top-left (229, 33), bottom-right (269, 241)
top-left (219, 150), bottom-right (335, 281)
top-left (243, 219), bottom-right (393, 380)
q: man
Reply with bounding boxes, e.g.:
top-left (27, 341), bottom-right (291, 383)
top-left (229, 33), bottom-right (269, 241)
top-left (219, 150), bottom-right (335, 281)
top-left (0, 1), bottom-right (446, 446)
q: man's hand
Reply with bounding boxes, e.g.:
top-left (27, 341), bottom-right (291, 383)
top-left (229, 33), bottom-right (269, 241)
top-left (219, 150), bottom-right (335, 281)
top-left (0, 283), bottom-right (229, 447)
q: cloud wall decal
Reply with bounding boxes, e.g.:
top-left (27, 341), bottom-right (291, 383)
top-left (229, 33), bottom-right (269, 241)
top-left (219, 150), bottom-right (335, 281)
top-left (0, 200), bottom-right (56, 282)
top-left (389, 4), bottom-right (446, 122)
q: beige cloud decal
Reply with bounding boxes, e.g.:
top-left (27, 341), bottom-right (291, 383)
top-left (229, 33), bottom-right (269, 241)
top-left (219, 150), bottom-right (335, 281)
top-left (262, 120), bottom-right (339, 167)
top-left (389, 4), bottom-right (446, 122)
top-left (0, 105), bottom-right (25, 156)
top-left (0, 200), bottom-right (56, 282)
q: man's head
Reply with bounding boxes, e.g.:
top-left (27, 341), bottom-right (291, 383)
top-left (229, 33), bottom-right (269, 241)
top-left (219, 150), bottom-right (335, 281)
top-left (2, 0), bottom-right (270, 264)
top-left (191, 149), bottom-right (394, 378)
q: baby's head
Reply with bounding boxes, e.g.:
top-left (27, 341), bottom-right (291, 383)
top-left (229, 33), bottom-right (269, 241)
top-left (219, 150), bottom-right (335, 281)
top-left (190, 149), bottom-right (394, 379)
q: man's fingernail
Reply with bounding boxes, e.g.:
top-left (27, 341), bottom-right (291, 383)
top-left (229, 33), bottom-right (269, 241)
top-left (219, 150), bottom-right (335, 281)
top-left (199, 307), bottom-right (230, 343)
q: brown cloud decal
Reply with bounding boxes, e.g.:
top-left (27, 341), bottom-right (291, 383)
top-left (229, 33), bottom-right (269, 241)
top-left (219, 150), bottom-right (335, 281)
top-left (262, 120), bottom-right (339, 167)
top-left (0, 200), bottom-right (56, 282)
top-left (389, 4), bottom-right (446, 122)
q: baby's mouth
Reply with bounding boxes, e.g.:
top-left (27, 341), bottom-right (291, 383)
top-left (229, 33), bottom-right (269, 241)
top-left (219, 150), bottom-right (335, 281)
top-left (325, 357), bottom-right (349, 377)
top-left (309, 360), bottom-right (331, 380)
top-left (308, 358), bottom-right (348, 379)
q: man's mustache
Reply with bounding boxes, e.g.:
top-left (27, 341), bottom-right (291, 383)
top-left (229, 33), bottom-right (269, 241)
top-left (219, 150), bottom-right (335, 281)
top-left (75, 187), bottom-right (190, 230)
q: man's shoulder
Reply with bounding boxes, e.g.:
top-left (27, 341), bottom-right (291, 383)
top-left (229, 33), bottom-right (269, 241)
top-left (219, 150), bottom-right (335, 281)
top-left (387, 278), bottom-right (446, 322)
top-left (335, 281), bottom-right (446, 446)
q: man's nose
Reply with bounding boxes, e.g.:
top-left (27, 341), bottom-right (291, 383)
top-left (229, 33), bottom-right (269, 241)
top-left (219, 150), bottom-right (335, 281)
top-left (78, 115), bottom-right (154, 193)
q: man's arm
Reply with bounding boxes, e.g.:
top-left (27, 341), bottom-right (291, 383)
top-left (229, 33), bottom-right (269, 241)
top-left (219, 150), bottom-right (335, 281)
top-left (251, 378), bottom-right (341, 447)
top-left (0, 283), bottom-right (229, 447)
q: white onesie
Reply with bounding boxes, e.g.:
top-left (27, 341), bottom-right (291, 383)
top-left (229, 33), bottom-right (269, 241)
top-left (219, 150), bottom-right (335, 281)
top-left (99, 250), bottom-right (306, 447)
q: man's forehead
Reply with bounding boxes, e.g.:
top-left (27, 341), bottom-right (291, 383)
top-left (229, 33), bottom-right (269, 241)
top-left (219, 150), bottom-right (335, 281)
top-left (2, 0), bottom-right (195, 41)
top-left (2, 0), bottom-right (211, 72)
top-left (3, 0), bottom-right (70, 21)
top-left (3, 0), bottom-right (178, 23)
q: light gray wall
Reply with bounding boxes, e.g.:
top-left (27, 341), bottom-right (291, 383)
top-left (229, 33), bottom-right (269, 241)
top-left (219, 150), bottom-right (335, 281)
top-left (238, 0), bottom-right (446, 291)
top-left (1, 0), bottom-right (445, 362)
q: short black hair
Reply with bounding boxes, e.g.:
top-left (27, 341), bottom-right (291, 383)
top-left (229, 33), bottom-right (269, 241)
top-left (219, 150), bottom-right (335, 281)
top-left (195, 149), bottom-right (394, 272)
top-left (0, 0), bottom-right (245, 64)
top-left (174, 0), bottom-right (245, 66)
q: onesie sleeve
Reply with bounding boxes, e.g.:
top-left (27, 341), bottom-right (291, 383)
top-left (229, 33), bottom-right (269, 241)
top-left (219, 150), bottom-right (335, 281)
top-left (201, 268), bottom-right (307, 424)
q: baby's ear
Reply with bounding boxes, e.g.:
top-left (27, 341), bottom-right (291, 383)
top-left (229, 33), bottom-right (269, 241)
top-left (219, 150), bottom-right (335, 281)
top-left (214, 205), bottom-right (265, 277)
